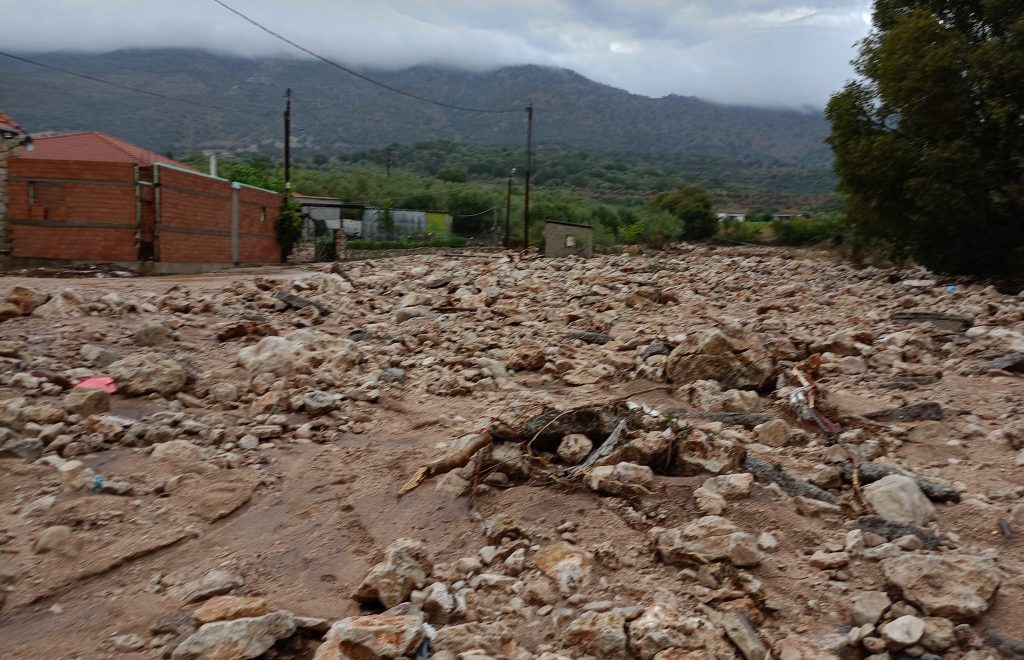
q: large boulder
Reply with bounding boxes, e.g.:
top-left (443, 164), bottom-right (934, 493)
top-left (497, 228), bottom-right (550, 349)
top-left (107, 354), bottom-right (188, 396)
top-left (352, 538), bottom-right (433, 609)
top-left (655, 516), bottom-right (761, 567)
top-left (564, 611), bottom-right (629, 659)
top-left (629, 605), bottom-right (729, 659)
top-left (6, 286), bottom-right (49, 315)
top-left (237, 336), bottom-right (303, 376)
top-left (313, 613), bottom-right (424, 660)
top-left (665, 329), bottom-right (774, 389)
top-left (534, 542), bottom-right (593, 595)
top-left (863, 474), bottom-right (936, 525)
top-left (170, 611), bottom-right (295, 660)
top-left (882, 555), bottom-right (1001, 620)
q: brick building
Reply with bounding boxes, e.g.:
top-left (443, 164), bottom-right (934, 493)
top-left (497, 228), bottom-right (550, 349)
top-left (5, 131), bottom-right (281, 270)
top-left (0, 110), bottom-right (29, 263)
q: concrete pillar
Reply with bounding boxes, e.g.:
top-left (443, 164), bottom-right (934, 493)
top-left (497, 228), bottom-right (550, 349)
top-left (231, 182), bottom-right (240, 264)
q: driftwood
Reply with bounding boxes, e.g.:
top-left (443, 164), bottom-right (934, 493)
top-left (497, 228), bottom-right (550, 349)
top-left (854, 515), bottom-right (940, 549)
top-left (399, 431), bottom-right (493, 496)
top-left (743, 454), bottom-right (839, 505)
top-left (864, 401), bottom-right (944, 422)
top-left (274, 292), bottom-right (330, 314)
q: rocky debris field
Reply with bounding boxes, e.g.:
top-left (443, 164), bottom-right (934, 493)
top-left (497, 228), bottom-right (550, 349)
top-left (0, 245), bottom-right (1023, 660)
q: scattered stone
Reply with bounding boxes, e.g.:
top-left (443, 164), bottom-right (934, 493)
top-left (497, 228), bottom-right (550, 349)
top-left (194, 596), bottom-right (270, 624)
top-left (64, 387), bottom-right (111, 416)
top-left (721, 610), bottom-right (769, 660)
top-left (883, 555), bottom-right (1001, 620)
top-left (133, 321), bottom-right (174, 346)
top-left (33, 525), bottom-right (73, 553)
top-left (352, 538), bottom-right (433, 609)
top-left (656, 516), bottom-right (761, 568)
top-left (852, 591), bottom-right (891, 626)
top-left (755, 418), bottom-right (790, 447)
top-left (535, 542), bottom-right (593, 594)
top-left (586, 461), bottom-right (654, 495)
top-left (108, 354), bottom-right (188, 396)
top-left (171, 611), bottom-right (295, 660)
top-left (558, 433), bottom-right (593, 464)
top-left (863, 474), bottom-right (936, 525)
top-left (881, 615), bottom-right (925, 648)
top-left (172, 570), bottom-right (244, 604)
top-left (565, 610), bottom-right (628, 658)
top-left (313, 613), bottom-right (424, 659)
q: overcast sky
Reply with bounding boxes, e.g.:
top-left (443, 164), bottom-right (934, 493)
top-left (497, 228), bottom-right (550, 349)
top-left (0, 0), bottom-right (873, 108)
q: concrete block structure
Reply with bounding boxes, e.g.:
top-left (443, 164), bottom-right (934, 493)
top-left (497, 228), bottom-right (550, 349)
top-left (543, 220), bottom-right (594, 258)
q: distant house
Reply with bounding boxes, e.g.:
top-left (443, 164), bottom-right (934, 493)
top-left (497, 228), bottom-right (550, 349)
top-left (293, 193), bottom-right (453, 242)
top-left (7, 131), bottom-right (281, 270)
top-left (716, 208), bottom-right (749, 222)
top-left (772, 208), bottom-right (804, 221)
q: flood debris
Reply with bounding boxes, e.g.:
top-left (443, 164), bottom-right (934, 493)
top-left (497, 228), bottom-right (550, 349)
top-left (0, 246), bottom-right (1020, 659)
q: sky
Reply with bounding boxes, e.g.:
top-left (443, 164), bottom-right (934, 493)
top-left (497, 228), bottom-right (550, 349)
top-left (0, 0), bottom-right (874, 108)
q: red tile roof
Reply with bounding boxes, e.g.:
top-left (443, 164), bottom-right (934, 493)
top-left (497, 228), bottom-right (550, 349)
top-left (13, 131), bottom-right (194, 169)
top-left (0, 109), bottom-right (21, 132)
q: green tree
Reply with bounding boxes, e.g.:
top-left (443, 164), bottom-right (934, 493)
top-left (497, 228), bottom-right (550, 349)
top-left (654, 185), bottom-right (717, 240)
top-left (826, 0), bottom-right (1024, 275)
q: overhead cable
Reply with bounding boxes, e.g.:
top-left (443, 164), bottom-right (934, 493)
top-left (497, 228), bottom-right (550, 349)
top-left (209, 0), bottom-right (523, 115)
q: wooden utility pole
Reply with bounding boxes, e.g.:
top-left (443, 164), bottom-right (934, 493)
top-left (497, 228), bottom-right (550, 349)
top-left (522, 104), bottom-right (534, 251)
top-left (283, 88), bottom-right (292, 193)
top-left (504, 173), bottom-right (513, 247)
top-left (385, 148), bottom-right (393, 177)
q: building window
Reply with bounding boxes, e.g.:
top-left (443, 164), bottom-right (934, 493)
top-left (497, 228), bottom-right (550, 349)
top-left (28, 182), bottom-right (34, 205)
top-left (565, 235), bottom-right (577, 248)
top-left (260, 208), bottom-right (267, 223)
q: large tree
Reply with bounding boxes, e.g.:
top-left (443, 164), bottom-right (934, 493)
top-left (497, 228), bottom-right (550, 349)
top-left (654, 185), bottom-right (718, 240)
top-left (826, 0), bottom-right (1024, 275)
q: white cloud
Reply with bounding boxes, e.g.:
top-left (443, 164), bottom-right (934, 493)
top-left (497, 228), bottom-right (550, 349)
top-left (0, 0), bottom-right (873, 107)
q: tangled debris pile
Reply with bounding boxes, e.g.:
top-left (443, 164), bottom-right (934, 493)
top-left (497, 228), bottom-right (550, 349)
top-left (0, 245), bottom-right (1022, 659)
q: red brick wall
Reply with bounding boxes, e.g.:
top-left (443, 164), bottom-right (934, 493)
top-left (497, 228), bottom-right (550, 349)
top-left (6, 159), bottom-right (139, 261)
top-left (238, 187), bottom-right (281, 263)
top-left (5, 160), bottom-right (281, 264)
top-left (156, 166), bottom-right (280, 264)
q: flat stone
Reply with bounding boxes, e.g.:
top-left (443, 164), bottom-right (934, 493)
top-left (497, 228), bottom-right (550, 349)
top-left (881, 615), bottom-right (925, 647)
top-left (851, 591), bottom-right (891, 626)
top-left (171, 611), bottom-right (295, 660)
top-left (194, 596), bottom-right (270, 624)
top-left (172, 570), bottom-right (244, 604)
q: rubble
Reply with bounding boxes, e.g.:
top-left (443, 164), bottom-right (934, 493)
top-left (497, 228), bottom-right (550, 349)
top-left (0, 247), bottom-right (1021, 658)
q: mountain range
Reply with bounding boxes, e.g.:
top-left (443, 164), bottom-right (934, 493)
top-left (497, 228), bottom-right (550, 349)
top-left (0, 49), bottom-right (834, 194)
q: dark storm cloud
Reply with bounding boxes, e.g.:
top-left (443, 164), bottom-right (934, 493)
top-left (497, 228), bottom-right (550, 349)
top-left (0, 0), bottom-right (873, 107)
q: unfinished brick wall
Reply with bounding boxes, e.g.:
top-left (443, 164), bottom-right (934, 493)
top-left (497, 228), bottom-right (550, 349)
top-left (5, 159), bottom-right (281, 265)
top-left (6, 159), bottom-right (139, 261)
top-left (156, 166), bottom-right (280, 264)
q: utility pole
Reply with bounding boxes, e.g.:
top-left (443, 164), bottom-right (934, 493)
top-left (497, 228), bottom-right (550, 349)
top-left (504, 171), bottom-right (513, 247)
top-left (283, 88), bottom-right (292, 194)
top-left (523, 104), bottom-right (533, 251)
top-left (385, 148), bottom-right (393, 177)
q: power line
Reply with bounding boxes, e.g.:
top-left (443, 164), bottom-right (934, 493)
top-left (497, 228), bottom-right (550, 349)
top-left (0, 51), bottom-right (228, 111)
top-left (180, 107), bottom-right (284, 168)
top-left (209, 0), bottom-right (522, 115)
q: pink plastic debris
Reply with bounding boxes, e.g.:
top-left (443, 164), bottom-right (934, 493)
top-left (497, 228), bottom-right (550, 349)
top-left (75, 376), bottom-right (117, 394)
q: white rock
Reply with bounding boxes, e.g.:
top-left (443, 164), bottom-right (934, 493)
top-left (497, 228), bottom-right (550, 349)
top-left (863, 474), bottom-right (936, 525)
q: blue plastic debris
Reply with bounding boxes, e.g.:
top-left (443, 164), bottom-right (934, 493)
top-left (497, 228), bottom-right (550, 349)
top-left (91, 474), bottom-right (106, 492)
